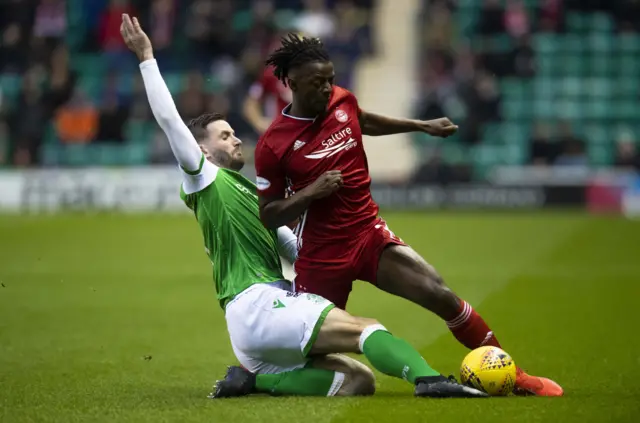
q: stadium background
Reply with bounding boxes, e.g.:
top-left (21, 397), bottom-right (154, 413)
top-left (1, 1), bottom-right (639, 423)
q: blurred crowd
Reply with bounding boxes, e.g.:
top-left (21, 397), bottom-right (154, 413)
top-left (413, 0), bottom-right (640, 184)
top-left (2, 0), bottom-right (640, 179)
top-left (0, 0), bottom-right (375, 167)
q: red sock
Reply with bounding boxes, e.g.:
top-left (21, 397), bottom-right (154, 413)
top-left (446, 300), bottom-right (502, 350)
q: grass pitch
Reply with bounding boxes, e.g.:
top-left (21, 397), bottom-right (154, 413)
top-left (1, 211), bottom-right (639, 423)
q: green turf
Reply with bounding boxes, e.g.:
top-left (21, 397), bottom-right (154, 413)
top-left (1, 212), bottom-right (639, 423)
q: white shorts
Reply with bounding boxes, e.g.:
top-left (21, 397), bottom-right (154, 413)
top-left (225, 282), bottom-right (335, 374)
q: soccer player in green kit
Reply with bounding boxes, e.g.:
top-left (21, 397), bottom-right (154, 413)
top-left (121, 14), bottom-right (486, 398)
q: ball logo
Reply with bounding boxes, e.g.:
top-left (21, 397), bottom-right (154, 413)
top-left (335, 109), bottom-right (348, 123)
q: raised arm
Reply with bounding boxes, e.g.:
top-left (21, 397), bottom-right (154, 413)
top-left (358, 110), bottom-right (459, 138)
top-left (120, 14), bottom-right (202, 173)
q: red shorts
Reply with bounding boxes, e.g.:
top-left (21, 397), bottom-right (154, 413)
top-left (293, 218), bottom-right (405, 309)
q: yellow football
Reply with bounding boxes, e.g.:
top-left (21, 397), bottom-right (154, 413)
top-left (460, 346), bottom-right (517, 396)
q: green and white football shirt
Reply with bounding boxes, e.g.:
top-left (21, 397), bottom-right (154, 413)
top-left (180, 156), bottom-right (285, 308)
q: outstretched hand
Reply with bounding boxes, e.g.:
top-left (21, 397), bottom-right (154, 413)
top-left (120, 13), bottom-right (153, 62)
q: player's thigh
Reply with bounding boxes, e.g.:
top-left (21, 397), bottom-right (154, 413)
top-left (309, 307), bottom-right (379, 356)
top-left (376, 244), bottom-right (460, 319)
top-left (309, 354), bottom-right (375, 396)
top-left (294, 265), bottom-right (354, 310)
top-left (225, 284), bottom-right (332, 372)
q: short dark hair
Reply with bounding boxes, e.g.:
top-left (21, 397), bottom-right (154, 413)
top-left (265, 33), bottom-right (330, 87)
top-left (187, 113), bottom-right (225, 142)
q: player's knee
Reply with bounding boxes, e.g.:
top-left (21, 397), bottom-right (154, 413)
top-left (355, 316), bottom-right (380, 329)
top-left (414, 262), bottom-right (452, 299)
top-left (346, 317), bottom-right (382, 354)
top-left (336, 363), bottom-right (376, 396)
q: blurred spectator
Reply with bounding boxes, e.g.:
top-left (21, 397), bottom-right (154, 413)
top-left (10, 67), bottom-right (49, 166)
top-left (177, 70), bottom-right (207, 121)
top-left (32, 0), bottom-right (66, 44)
top-left (243, 64), bottom-right (292, 134)
top-left (423, 1), bottom-right (454, 50)
top-left (145, 0), bottom-right (176, 67)
top-left (538, 0), bottom-right (563, 33)
top-left (324, 20), bottom-right (363, 88)
top-left (0, 23), bottom-right (26, 73)
top-left (507, 35), bottom-right (535, 78)
top-left (99, 0), bottom-right (135, 70)
top-left (96, 94), bottom-right (129, 142)
top-left (504, 0), bottom-right (529, 39)
top-left (99, 0), bottom-right (132, 51)
top-left (185, 0), bottom-right (238, 69)
top-left (529, 123), bottom-right (557, 165)
top-left (478, 0), bottom-right (505, 35)
top-left (48, 45), bottom-right (76, 110)
top-left (456, 72), bottom-right (500, 144)
top-left (555, 138), bottom-right (588, 167)
top-left (0, 121), bottom-right (8, 165)
top-left (95, 72), bottom-right (129, 142)
top-left (295, 0), bottom-right (335, 38)
top-left (147, 0), bottom-right (175, 52)
top-left (614, 132), bottom-right (640, 171)
top-left (555, 122), bottom-right (588, 167)
top-left (54, 87), bottom-right (98, 144)
top-left (614, 0), bottom-right (640, 33)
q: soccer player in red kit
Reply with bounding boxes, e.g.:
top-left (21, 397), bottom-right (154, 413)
top-left (254, 34), bottom-right (563, 397)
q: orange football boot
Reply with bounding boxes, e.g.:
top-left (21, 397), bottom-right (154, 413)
top-left (513, 367), bottom-right (564, 396)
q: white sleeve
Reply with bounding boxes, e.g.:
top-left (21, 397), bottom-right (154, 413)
top-left (139, 59), bottom-right (218, 194)
top-left (277, 226), bottom-right (298, 264)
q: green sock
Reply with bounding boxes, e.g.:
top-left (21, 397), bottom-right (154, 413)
top-left (255, 368), bottom-right (340, 396)
top-left (362, 327), bottom-right (440, 383)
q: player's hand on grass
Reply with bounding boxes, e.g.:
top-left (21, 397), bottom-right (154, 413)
top-left (420, 117), bottom-right (459, 138)
top-left (308, 170), bottom-right (343, 199)
top-left (120, 13), bottom-right (153, 62)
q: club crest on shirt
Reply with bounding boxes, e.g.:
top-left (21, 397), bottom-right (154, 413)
top-left (335, 109), bottom-right (348, 123)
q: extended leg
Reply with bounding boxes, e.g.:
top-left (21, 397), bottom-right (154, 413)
top-left (375, 244), bottom-right (563, 396)
top-left (310, 307), bottom-right (486, 398)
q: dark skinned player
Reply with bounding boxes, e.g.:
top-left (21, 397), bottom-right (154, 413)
top-left (254, 34), bottom-right (562, 397)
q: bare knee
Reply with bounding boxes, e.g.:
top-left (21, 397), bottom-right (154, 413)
top-left (311, 308), bottom-right (384, 355)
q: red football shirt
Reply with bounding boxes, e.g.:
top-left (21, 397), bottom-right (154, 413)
top-left (248, 66), bottom-right (292, 119)
top-left (255, 86), bottom-right (379, 253)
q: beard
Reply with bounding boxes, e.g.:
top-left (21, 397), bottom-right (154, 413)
top-left (211, 150), bottom-right (244, 171)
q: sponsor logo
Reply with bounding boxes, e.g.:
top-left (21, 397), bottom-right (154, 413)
top-left (335, 109), bottom-right (348, 122)
top-left (293, 140), bottom-right (306, 151)
top-left (304, 127), bottom-right (357, 159)
top-left (305, 137), bottom-right (357, 159)
top-left (256, 176), bottom-right (271, 191)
